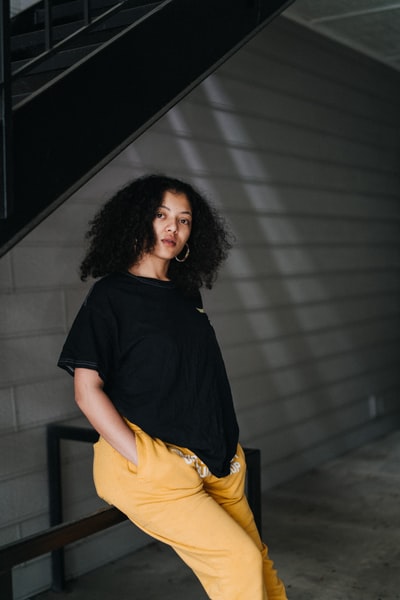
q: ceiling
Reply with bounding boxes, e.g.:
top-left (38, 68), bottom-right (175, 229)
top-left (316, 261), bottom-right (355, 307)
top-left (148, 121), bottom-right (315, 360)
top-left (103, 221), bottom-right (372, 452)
top-left (283, 0), bottom-right (400, 73)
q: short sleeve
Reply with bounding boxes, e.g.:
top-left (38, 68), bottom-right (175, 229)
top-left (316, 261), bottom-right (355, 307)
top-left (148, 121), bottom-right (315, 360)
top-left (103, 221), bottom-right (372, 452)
top-left (57, 301), bottom-right (115, 383)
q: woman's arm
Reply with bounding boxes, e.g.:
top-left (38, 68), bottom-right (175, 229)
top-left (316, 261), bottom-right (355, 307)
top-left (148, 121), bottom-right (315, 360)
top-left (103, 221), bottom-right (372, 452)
top-left (74, 367), bottom-right (138, 465)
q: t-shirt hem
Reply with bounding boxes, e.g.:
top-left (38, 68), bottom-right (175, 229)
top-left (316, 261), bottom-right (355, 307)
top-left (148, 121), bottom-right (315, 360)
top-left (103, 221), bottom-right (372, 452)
top-left (57, 358), bottom-right (103, 379)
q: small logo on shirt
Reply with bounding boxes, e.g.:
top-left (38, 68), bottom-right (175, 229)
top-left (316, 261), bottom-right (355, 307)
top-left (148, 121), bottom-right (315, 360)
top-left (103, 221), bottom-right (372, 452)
top-left (196, 307), bottom-right (206, 314)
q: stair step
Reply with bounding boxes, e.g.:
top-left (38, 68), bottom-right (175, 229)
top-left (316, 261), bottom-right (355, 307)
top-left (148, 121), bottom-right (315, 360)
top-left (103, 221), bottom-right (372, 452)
top-left (11, 0), bottom-right (159, 33)
top-left (11, 19), bottom-right (124, 61)
top-left (11, 0), bottom-right (161, 101)
top-left (12, 38), bottom-right (117, 102)
top-left (12, 69), bottom-right (65, 105)
top-left (11, 0), bottom-right (114, 36)
top-left (12, 42), bottom-right (101, 75)
top-left (33, 0), bottom-right (123, 27)
top-left (11, 1), bottom-right (161, 59)
top-left (34, 0), bottom-right (159, 25)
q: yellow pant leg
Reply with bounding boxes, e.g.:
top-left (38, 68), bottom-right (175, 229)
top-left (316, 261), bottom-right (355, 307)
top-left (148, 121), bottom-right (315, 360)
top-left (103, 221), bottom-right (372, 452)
top-left (93, 429), bottom-right (269, 600)
top-left (201, 444), bottom-right (288, 600)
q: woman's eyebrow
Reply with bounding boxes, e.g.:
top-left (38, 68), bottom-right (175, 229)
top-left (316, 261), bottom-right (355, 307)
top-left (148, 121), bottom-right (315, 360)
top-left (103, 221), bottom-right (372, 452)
top-left (159, 204), bottom-right (192, 215)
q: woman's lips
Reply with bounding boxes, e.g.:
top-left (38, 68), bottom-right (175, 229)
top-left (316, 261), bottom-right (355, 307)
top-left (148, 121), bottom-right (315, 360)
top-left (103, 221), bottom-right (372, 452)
top-left (161, 238), bottom-right (176, 247)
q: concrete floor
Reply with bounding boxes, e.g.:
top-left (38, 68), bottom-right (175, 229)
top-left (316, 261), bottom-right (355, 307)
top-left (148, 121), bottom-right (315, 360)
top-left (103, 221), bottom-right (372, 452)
top-left (35, 430), bottom-right (400, 600)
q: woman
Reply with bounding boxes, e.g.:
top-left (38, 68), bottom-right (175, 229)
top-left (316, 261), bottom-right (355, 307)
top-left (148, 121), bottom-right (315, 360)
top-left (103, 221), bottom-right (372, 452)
top-left (58, 174), bottom-right (287, 600)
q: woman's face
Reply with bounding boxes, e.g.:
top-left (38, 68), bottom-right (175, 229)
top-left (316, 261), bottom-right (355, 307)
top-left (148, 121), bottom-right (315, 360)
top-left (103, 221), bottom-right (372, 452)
top-left (150, 190), bottom-right (192, 261)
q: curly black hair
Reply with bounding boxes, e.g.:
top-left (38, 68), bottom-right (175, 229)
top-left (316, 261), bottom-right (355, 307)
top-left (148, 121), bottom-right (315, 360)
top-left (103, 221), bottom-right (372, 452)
top-left (80, 174), bottom-right (233, 294)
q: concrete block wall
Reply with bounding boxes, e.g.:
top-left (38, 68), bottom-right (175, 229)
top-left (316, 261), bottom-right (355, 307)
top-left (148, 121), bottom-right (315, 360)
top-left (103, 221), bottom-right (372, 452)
top-left (1, 16), bottom-right (400, 599)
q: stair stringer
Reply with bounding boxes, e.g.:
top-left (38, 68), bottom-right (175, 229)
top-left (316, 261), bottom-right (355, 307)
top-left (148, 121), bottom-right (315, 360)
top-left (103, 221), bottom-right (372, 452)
top-left (0, 0), bottom-right (293, 254)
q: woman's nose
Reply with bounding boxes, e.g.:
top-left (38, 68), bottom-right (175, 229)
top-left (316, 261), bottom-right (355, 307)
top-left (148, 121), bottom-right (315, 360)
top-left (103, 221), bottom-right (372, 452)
top-left (166, 220), bottom-right (177, 233)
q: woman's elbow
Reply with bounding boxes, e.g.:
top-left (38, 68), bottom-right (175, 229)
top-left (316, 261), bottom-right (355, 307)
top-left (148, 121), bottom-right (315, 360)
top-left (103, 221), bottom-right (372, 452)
top-left (74, 368), bottom-right (103, 409)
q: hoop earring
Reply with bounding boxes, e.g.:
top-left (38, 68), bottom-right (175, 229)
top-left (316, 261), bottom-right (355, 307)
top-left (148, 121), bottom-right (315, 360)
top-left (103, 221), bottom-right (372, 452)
top-left (175, 243), bottom-right (190, 263)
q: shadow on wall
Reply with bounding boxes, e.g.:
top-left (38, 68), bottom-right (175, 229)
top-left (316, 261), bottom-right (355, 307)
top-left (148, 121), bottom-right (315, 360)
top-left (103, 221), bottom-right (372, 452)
top-left (4, 46), bottom-right (398, 511)
top-left (120, 69), bottom-right (400, 489)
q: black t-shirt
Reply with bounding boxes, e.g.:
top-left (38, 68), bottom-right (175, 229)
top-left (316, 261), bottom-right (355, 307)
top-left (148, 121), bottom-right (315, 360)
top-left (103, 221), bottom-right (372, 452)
top-left (57, 272), bottom-right (239, 477)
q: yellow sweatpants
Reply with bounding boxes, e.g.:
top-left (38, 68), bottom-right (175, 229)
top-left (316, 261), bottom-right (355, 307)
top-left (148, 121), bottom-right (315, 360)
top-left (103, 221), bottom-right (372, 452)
top-left (93, 421), bottom-right (287, 600)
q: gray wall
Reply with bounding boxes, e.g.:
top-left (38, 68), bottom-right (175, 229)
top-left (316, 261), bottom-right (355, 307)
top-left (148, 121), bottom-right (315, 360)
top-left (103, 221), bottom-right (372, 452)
top-left (1, 16), bottom-right (399, 599)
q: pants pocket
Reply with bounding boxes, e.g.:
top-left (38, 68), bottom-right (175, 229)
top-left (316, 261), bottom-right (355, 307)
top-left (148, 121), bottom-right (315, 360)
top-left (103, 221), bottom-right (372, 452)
top-left (126, 427), bottom-right (147, 475)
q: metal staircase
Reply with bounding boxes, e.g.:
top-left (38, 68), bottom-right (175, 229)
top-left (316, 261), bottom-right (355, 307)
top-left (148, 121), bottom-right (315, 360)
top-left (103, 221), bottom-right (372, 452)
top-left (0, 0), bottom-right (292, 255)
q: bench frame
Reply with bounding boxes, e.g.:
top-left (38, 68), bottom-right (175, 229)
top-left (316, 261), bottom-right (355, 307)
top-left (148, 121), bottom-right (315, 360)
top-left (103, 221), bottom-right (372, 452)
top-left (0, 423), bottom-right (261, 598)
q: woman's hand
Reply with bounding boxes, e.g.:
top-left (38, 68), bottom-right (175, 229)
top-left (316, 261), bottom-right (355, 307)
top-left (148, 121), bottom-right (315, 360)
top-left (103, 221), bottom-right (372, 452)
top-left (74, 368), bottom-right (138, 465)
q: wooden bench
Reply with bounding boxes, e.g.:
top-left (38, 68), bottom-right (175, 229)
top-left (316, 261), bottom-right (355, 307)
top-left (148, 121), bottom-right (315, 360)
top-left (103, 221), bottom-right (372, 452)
top-left (0, 423), bottom-right (262, 599)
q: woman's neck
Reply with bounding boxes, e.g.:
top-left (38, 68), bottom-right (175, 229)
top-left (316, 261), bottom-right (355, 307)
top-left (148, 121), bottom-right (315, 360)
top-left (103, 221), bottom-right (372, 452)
top-left (128, 256), bottom-right (170, 281)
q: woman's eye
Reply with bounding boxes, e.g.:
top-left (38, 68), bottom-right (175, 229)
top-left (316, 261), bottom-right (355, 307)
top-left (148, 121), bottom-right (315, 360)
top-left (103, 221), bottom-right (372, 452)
top-left (155, 212), bottom-right (164, 219)
top-left (180, 218), bottom-right (191, 226)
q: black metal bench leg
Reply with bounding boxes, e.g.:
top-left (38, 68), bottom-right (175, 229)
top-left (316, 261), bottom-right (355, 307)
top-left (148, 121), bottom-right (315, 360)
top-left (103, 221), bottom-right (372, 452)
top-left (47, 426), bottom-right (65, 591)
top-left (0, 569), bottom-right (13, 600)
